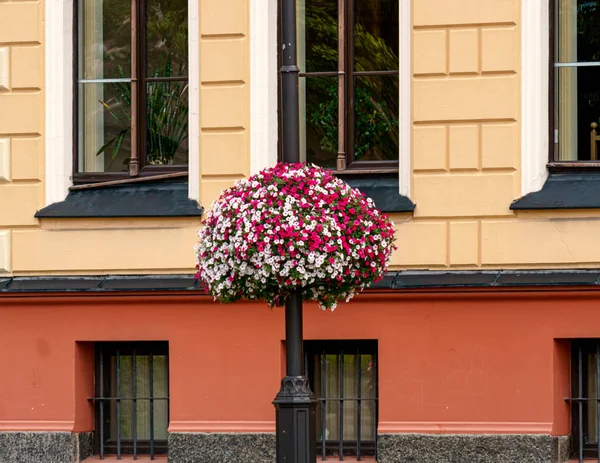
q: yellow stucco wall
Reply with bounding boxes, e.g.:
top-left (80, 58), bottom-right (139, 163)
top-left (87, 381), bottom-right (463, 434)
top-left (0, 0), bottom-right (597, 276)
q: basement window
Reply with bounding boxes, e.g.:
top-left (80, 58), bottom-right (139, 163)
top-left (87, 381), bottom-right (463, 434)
top-left (305, 340), bottom-right (378, 460)
top-left (93, 342), bottom-right (169, 459)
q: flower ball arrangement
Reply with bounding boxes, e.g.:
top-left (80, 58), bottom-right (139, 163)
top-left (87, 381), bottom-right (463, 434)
top-left (195, 163), bottom-right (397, 310)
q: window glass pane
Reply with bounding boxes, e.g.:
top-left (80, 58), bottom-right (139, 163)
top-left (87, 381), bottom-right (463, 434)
top-left (354, 75), bottom-right (399, 161)
top-left (78, 82), bottom-right (132, 173)
top-left (135, 356), bottom-right (153, 440)
top-left (105, 353), bottom-right (169, 444)
top-left (301, 76), bottom-right (339, 168)
top-left (146, 0), bottom-right (188, 77)
top-left (78, 0), bottom-right (131, 80)
top-left (298, 0), bottom-right (338, 73)
top-left (325, 354), bottom-right (339, 442)
top-left (361, 354), bottom-right (377, 441)
top-left (355, 0), bottom-right (399, 72)
top-left (557, 0), bottom-right (600, 63)
top-left (119, 355), bottom-right (134, 440)
top-left (587, 350), bottom-right (599, 444)
top-left (153, 355), bottom-right (169, 440)
top-left (555, 66), bottom-right (600, 160)
top-left (146, 81), bottom-right (189, 165)
top-left (343, 355), bottom-right (357, 441)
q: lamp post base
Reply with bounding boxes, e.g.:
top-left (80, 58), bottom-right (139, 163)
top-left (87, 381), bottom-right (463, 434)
top-left (273, 376), bottom-right (317, 463)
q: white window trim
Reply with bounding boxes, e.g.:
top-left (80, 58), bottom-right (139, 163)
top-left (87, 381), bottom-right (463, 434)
top-left (398, 0), bottom-right (411, 197)
top-left (44, 0), bottom-right (200, 206)
top-left (521, 0), bottom-right (550, 196)
top-left (249, 0), bottom-right (279, 175)
top-left (249, 0), bottom-right (412, 198)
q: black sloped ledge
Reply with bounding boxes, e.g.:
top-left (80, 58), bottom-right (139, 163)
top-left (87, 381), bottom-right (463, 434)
top-left (510, 173), bottom-right (600, 210)
top-left (390, 270), bottom-right (600, 288)
top-left (342, 173), bottom-right (415, 213)
top-left (3, 270), bottom-right (600, 293)
top-left (35, 182), bottom-right (203, 218)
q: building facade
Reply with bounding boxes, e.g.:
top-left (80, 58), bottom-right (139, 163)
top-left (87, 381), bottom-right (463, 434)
top-left (0, 0), bottom-right (599, 461)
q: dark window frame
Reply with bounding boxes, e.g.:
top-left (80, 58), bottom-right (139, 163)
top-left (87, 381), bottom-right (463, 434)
top-left (304, 339), bottom-right (378, 460)
top-left (548, 0), bottom-right (600, 172)
top-left (93, 341), bottom-right (170, 459)
top-left (570, 339), bottom-right (600, 461)
top-left (277, 0), bottom-right (400, 174)
top-left (73, 0), bottom-right (189, 185)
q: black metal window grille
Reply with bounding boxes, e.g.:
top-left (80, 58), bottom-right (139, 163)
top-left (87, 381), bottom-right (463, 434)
top-left (305, 340), bottom-right (378, 461)
top-left (569, 340), bottom-right (600, 462)
top-left (92, 342), bottom-right (169, 460)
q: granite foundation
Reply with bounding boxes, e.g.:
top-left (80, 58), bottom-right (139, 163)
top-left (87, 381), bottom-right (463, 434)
top-left (0, 431), bottom-right (571, 462)
top-left (0, 432), bottom-right (93, 463)
top-left (377, 434), bottom-right (571, 463)
top-left (168, 433), bottom-right (276, 463)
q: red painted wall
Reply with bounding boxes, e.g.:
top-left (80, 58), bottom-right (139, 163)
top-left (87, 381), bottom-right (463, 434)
top-left (0, 289), bottom-right (589, 436)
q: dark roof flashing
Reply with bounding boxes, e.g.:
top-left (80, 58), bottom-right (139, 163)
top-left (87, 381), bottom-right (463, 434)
top-left (3, 270), bottom-right (600, 293)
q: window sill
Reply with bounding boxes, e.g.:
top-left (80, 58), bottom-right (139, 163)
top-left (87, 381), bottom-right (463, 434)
top-left (510, 172), bottom-right (600, 210)
top-left (35, 182), bottom-right (203, 218)
top-left (82, 456), bottom-right (167, 462)
top-left (317, 458), bottom-right (377, 462)
top-left (340, 172), bottom-right (415, 213)
top-left (81, 457), bottom-right (375, 462)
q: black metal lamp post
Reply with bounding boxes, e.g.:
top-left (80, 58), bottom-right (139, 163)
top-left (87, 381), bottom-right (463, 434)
top-left (272, 0), bottom-right (318, 461)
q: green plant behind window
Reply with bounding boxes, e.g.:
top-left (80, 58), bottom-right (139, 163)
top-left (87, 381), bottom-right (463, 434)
top-left (96, 58), bottom-right (189, 166)
top-left (304, 3), bottom-right (399, 161)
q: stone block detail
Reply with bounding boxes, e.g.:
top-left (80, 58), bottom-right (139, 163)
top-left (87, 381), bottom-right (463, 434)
top-left (201, 0), bottom-right (247, 35)
top-left (0, 432), bottom-right (93, 463)
top-left (413, 31), bottom-right (447, 76)
top-left (168, 432), bottom-right (275, 463)
top-left (0, 230), bottom-right (11, 273)
top-left (414, 0), bottom-right (516, 27)
top-left (201, 39), bottom-right (247, 83)
top-left (0, 138), bottom-right (10, 182)
top-left (482, 27), bottom-right (517, 73)
top-left (75, 432), bottom-right (94, 462)
top-left (377, 434), bottom-right (570, 463)
top-left (449, 29), bottom-right (479, 75)
top-left (393, 221), bottom-right (447, 266)
top-left (413, 173), bottom-right (516, 217)
top-left (413, 76), bottom-right (518, 122)
top-left (449, 221), bottom-right (479, 266)
top-left (201, 132), bottom-right (248, 177)
top-left (0, 93), bottom-right (42, 135)
top-left (449, 125), bottom-right (479, 170)
top-left (200, 86), bottom-right (247, 129)
top-left (0, 2), bottom-right (42, 44)
top-left (481, 219), bottom-right (600, 266)
top-left (11, 46), bottom-right (42, 89)
top-left (0, 48), bottom-right (8, 91)
top-left (11, 137), bottom-right (41, 181)
top-left (413, 126), bottom-right (447, 171)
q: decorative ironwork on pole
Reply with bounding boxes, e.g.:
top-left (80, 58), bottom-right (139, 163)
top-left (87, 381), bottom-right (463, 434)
top-left (272, 0), bottom-right (318, 460)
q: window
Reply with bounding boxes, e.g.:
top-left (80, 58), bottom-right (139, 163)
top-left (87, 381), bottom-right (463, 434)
top-left (570, 340), bottom-right (600, 461)
top-left (553, 0), bottom-right (600, 163)
top-left (285, 0), bottom-right (399, 171)
top-left (94, 342), bottom-right (169, 459)
top-left (305, 340), bottom-right (378, 460)
top-left (75, 0), bottom-right (188, 182)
